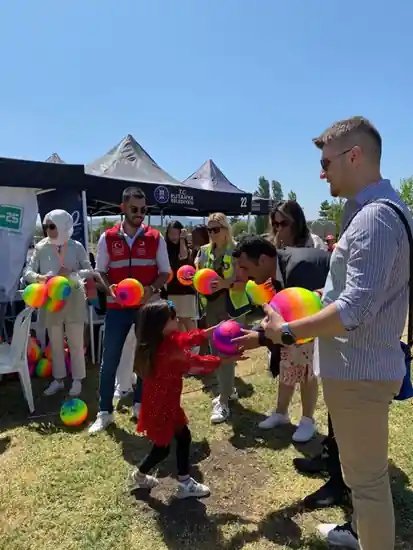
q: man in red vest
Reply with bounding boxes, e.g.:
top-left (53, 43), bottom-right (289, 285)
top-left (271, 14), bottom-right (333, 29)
top-left (89, 187), bottom-right (170, 434)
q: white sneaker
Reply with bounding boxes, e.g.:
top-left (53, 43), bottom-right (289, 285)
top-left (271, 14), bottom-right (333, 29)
top-left (128, 470), bottom-right (159, 491)
top-left (176, 477), bottom-right (210, 499)
top-left (258, 411), bottom-right (290, 430)
top-left (88, 412), bottom-right (114, 434)
top-left (132, 403), bottom-right (141, 420)
top-left (317, 522), bottom-right (359, 549)
top-left (69, 380), bottom-right (82, 397)
top-left (44, 379), bottom-right (65, 396)
top-left (210, 402), bottom-right (230, 424)
top-left (212, 390), bottom-right (238, 406)
top-left (292, 417), bottom-right (316, 443)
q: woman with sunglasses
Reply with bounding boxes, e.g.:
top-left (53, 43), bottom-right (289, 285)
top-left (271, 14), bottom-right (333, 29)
top-left (24, 209), bottom-right (94, 397)
top-left (261, 200), bottom-right (324, 442)
top-left (195, 213), bottom-right (250, 423)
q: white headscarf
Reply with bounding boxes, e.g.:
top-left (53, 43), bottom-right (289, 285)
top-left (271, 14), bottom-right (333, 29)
top-left (43, 209), bottom-right (74, 246)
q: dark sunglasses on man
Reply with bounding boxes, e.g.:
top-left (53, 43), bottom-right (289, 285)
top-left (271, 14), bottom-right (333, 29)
top-left (320, 147), bottom-right (353, 171)
top-left (129, 206), bottom-right (147, 215)
top-left (208, 226), bottom-right (221, 234)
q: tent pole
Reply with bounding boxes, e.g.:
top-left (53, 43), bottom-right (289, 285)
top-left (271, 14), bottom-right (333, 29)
top-left (82, 190), bottom-right (96, 365)
top-left (247, 212), bottom-right (251, 233)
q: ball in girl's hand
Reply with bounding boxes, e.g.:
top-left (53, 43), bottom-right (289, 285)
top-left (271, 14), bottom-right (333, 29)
top-left (35, 358), bottom-right (53, 377)
top-left (177, 265), bottom-right (196, 286)
top-left (245, 279), bottom-right (275, 306)
top-left (212, 320), bottom-right (243, 356)
top-left (23, 283), bottom-right (48, 308)
top-left (193, 268), bottom-right (219, 295)
top-left (269, 287), bottom-right (322, 344)
top-left (60, 398), bottom-right (88, 427)
top-left (116, 278), bottom-right (144, 307)
top-left (44, 298), bottom-right (66, 312)
top-left (46, 276), bottom-right (72, 301)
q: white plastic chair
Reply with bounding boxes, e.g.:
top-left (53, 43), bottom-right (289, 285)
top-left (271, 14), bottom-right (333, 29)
top-left (98, 324), bottom-right (105, 363)
top-left (0, 307), bottom-right (34, 413)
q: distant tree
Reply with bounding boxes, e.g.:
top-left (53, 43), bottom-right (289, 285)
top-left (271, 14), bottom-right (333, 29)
top-left (93, 218), bottom-right (114, 241)
top-left (271, 180), bottom-right (283, 203)
top-left (287, 190), bottom-right (297, 201)
top-left (232, 220), bottom-right (249, 238)
top-left (230, 216), bottom-right (240, 225)
top-left (319, 200), bottom-right (331, 220)
top-left (399, 177), bottom-right (413, 212)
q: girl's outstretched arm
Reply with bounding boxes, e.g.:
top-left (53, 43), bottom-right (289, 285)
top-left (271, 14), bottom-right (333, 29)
top-left (170, 329), bottom-right (208, 349)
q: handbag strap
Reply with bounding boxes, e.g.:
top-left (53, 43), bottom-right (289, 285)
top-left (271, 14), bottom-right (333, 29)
top-left (341, 199), bottom-right (413, 347)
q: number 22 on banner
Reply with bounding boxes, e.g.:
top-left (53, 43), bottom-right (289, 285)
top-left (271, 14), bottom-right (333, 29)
top-left (240, 197), bottom-right (247, 208)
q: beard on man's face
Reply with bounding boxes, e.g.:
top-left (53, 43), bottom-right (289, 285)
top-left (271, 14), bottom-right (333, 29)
top-left (125, 213), bottom-right (144, 227)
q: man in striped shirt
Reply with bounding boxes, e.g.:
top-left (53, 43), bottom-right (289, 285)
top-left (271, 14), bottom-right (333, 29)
top-left (262, 116), bottom-right (411, 550)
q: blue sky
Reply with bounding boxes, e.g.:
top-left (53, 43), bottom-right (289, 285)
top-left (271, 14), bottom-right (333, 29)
top-left (1, 0), bottom-right (412, 219)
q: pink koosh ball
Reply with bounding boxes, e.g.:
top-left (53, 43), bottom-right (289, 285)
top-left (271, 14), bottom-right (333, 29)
top-left (212, 320), bottom-right (243, 356)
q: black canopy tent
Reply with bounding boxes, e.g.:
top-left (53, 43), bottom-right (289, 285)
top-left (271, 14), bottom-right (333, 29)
top-left (83, 135), bottom-right (252, 216)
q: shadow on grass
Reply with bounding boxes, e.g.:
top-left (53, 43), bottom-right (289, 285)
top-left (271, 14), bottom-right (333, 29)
top-left (108, 423), bottom-right (211, 483)
top-left (198, 374), bottom-right (255, 401)
top-left (390, 460), bottom-right (413, 546)
top-left (0, 435), bottom-right (11, 454)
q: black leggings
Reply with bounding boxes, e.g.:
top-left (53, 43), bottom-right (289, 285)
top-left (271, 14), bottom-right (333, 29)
top-left (139, 425), bottom-right (191, 477)
top-left (325, 413), bottom-right (347, 489)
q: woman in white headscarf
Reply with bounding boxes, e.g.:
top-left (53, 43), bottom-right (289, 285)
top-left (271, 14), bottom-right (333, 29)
top-left (24, 209), bottom-right (94, 397)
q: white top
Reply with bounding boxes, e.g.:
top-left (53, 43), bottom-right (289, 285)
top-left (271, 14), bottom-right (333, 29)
top-left (308, 233), bottom-right (327, 250)
top-left (96, 224), bottom-right (170, 274)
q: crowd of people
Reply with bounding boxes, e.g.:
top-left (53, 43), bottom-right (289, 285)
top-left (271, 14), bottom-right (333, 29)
top-left (19, 115), bottom-right (413, 550)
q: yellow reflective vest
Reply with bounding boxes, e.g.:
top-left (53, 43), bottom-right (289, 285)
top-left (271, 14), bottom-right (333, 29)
top-left (198, 243), bottom-right (251, 318)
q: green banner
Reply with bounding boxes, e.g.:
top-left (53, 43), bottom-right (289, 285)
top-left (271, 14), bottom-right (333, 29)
top-left (0, 204), bottom-right (23, 231)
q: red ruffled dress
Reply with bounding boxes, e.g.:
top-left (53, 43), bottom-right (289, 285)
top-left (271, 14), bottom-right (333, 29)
top-left (137, 329), bottom-right (221, 447)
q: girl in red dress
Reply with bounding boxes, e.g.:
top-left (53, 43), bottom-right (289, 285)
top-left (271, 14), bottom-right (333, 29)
top-left (129, 300), bottom-right (242, 499)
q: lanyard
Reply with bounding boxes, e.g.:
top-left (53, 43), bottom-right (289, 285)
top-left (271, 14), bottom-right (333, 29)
top-left (54, 243), bottom-right (67, 267)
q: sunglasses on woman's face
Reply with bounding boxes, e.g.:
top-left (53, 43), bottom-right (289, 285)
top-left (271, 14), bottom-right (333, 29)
top-left (43, 223), bottom-right (56, 231)
top-left (272, 220), bottom-right (289, 230)
top-left (208, 226), bottom-right (221, 234)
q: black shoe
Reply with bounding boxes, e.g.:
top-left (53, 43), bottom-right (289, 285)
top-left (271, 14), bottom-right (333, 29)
top-left (303, 479), bottom-right (347, 509)
top-left (293, 452), bottom-right (328, 475)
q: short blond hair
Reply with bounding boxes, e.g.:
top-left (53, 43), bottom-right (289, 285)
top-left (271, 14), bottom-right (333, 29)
top-left (208, 212), bottom-right (234, 246)
top-left (313, 116), bottom-right (382, 161)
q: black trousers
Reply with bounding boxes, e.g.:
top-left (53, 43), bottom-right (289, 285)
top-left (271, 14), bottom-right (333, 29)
top-left (325, 413), bottom-right (347, 489)
top-left (139, 425), bottom-right (191, 477)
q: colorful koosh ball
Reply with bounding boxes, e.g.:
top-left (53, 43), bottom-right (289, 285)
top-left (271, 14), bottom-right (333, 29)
top-left (177, 265), bottom-right (196, 286)
top-left (116, 278), bottom-right (144, 307)
top-left (212, 320), bottom-right (243, 356)
top-left (46, 276), bottom-right (72, 301)
top-left (269, 287), bottom-right (322, 344)
top-left (193, 268), bottom-right (219, 295)
top-left (36, 358), bottom-right (53, 377)
top-left (245, 279), bottom-right (275, 306)
top-left (23, 283), bottom-right (48, 308)
top-left (60, 398), bottom-right (88, 427)
top-left (27, 337), bottom-right (42, 362)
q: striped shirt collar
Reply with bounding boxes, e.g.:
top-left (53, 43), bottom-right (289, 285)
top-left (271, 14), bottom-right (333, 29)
top-left (353, 179), bottom-right (392, 205)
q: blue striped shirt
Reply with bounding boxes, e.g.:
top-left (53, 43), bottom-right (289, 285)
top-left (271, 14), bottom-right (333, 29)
top-left (319, 179), bottom-right (412, 381)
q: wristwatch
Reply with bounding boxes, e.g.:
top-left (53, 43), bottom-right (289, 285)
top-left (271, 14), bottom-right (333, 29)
top-left (280, 323), bottom-right (296, 346)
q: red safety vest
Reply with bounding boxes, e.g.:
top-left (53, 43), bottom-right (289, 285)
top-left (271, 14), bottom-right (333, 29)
top-left (105, 223), bottom-right (160, 309)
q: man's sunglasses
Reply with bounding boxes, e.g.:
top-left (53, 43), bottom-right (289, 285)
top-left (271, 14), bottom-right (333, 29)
top-left (320, 148), bottom-right (353, 172)
top-left (271, 220), bottom-right (289, 229)
top-left (208, 226), bottom-right (222, 234)
top-left (43, 223), bottom-right (56, 231)
top-left (130, 206), bottom-right (147, 215)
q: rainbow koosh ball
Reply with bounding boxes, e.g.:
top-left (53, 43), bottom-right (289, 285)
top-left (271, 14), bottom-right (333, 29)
top-left (212, 320), bottom-right (243, 356)
top-left (269, 287), bottom-right (322, 344)
top-left (44, 298), bottom-right (66, 312)
top-left (245, 279), bottom-right (275, 306)
top-left (23, 283), bottom-right (48, 308)
top-left (116, 278), bottom-right (144, 306)
top-left (60, 398), bottom-right (88, 427)
top-left (36, 358), bottom-right (53, 377)
top-left (193, 268), bottom-right (219, 295)
top-left (177, 265), bottom-right (196, 286)
top-left (46, 276), bottom-right (72, 301)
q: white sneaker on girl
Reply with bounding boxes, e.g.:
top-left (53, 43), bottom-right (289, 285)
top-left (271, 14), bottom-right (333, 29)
top-left (128, 471), bottom-right (159, 491)
top-left (44, 379), bottom-right (65, 396)
top-left (176, 477), bottom-right (210, 499)
top-left (69, 380), bottom-right (82, 397)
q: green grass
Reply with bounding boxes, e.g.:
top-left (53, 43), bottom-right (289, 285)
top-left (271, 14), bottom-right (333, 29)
top-left (1, 348), bottom-right (413, 549)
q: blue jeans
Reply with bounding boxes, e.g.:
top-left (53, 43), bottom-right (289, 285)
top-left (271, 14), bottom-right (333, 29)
top-left (99, 308), bottom-right (142, 413)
